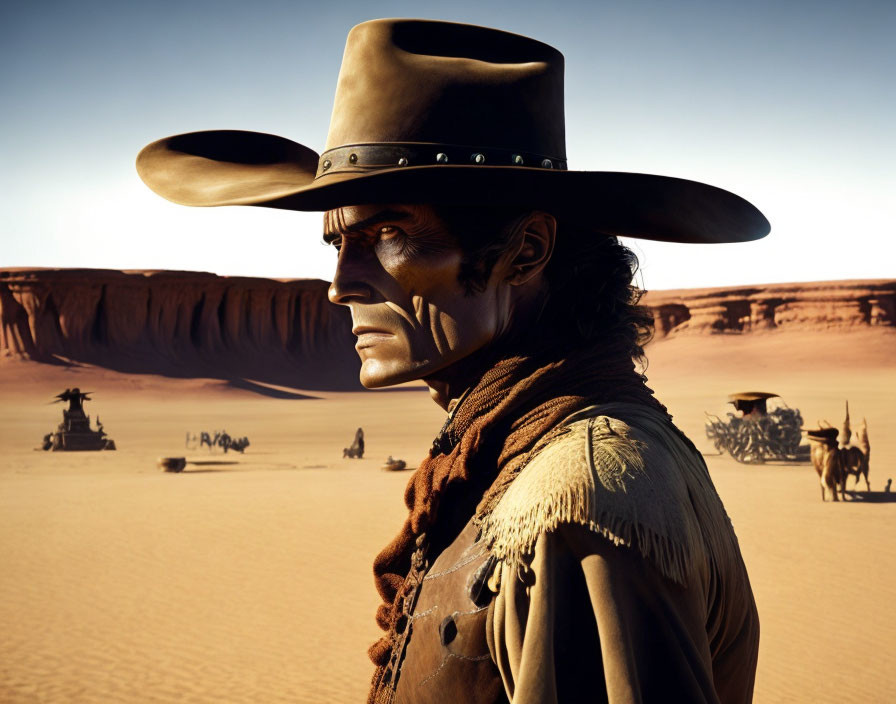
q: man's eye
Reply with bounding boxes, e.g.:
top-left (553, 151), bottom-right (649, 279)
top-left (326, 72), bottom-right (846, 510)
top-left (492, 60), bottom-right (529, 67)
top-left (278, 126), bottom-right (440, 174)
top-left (378, 225), bottom-right (402, 239)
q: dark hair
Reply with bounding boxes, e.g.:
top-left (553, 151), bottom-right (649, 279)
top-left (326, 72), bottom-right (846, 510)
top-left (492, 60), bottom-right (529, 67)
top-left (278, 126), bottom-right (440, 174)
top-left (434, 206), bottom-right (655, 362)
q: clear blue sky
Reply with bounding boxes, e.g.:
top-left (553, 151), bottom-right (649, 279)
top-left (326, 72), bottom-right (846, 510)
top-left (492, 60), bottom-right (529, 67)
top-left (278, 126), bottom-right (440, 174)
top-left (2, 0), bottom-right (893, 289)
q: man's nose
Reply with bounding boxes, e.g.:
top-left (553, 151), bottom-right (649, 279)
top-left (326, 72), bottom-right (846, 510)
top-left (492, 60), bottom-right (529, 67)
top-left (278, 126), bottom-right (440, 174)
top-left (328, 242), bottom-right (374, 306)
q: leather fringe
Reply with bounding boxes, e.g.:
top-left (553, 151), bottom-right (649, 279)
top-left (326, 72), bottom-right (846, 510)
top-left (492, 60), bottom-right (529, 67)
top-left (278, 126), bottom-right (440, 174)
top-left (478, 403), bottom-right (736, 587)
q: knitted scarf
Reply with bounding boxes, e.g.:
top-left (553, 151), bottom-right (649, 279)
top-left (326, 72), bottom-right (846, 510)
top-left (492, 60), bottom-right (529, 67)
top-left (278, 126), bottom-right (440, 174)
top-left (367, 342), bottom-right (670, 698)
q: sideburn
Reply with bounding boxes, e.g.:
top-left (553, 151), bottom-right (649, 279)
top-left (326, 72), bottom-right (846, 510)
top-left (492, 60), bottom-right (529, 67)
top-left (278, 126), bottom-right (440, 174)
top-left (434, 205), bottom-right (533, 295)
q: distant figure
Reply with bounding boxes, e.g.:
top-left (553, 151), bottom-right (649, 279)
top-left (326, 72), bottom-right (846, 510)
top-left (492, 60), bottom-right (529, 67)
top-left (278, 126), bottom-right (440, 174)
top-left (230, 436), bottom-right (250, 453)
top-left (382, 455), bottom-right (407, 472)
top-left (728, 392), bottom-right (777, 419)
top-left (54, 387), bottom-right (91, 416)
top-left (837, 402), bottom-right (871, 491)
top-left (806, 427), bottom-right (845, 501)
top-left (886, 479), bottom-right (892, 493)
top-left (344, 427), bottom-right (365, 459)
top-left (44, 388), bottom-right (113, 451)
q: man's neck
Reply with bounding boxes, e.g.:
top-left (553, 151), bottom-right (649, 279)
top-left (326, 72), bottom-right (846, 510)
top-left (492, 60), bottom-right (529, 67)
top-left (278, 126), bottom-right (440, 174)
top-left (424, 344), bottom-right (501, 413)
top-left (423, 298), bottom-right (543, 412)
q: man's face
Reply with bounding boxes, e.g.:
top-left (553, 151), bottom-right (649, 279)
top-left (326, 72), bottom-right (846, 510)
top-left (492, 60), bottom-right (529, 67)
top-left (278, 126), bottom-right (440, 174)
top-left (325, 204), bottom-right (507, 388)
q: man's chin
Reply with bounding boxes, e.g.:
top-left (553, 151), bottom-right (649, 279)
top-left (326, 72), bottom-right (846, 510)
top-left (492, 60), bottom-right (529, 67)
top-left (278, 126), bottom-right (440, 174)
top-left (358, 359), bottom-right (430, 389)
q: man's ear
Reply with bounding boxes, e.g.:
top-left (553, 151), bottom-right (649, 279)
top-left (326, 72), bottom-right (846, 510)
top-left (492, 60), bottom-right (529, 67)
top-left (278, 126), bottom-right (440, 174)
top-left (505, 211), bottom-right (556, 286)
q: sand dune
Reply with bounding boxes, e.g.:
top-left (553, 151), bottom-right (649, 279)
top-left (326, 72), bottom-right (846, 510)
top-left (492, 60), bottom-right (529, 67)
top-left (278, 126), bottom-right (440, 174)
top-left (1, 327), bottom-right (894, 703)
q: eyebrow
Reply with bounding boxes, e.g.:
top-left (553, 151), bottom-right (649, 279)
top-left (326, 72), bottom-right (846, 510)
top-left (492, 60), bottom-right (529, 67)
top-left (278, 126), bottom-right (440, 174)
top-left (322, 208), bottom-right (412, 243)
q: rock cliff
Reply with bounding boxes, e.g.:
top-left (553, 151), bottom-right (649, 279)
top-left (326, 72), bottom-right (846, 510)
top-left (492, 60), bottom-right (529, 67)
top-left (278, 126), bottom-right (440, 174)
top-left (0, 269), bottom-right (360, 390)
top-left (642, 280), bottom-right (895, 338)
top-left (2, 270), bottom-right (892, 388)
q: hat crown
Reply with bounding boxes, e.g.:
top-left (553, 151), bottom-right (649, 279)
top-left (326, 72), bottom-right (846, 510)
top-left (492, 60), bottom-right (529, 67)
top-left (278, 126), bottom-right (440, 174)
top-left (325, 19), bottom-right (566, 159)
top-left (135, 18), bottom-right (770, 243)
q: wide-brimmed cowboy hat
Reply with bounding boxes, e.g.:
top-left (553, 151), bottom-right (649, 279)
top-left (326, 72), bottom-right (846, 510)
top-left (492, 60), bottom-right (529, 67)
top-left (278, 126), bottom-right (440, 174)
top-left (137, 18), bottom-right (770, 244)
top-left (728, 392), bottom-right (779, 403)
top-left (805, 427), bottom-right (840, 442)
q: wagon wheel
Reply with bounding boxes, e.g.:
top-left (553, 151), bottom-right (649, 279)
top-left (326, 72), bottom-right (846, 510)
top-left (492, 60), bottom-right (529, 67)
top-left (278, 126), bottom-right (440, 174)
top-left (741, 420), bottom-right (769, 464)
top-left (704, 414), bottom-right (728, 455)
top-left (765, 406), bottom-right (806, 460)
top-left (729, 423), bottom-right (753, 463)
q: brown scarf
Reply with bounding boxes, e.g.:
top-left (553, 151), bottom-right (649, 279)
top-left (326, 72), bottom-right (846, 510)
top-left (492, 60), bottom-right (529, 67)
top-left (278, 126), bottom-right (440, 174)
top-left (367, 343), bottom-right (669, 695)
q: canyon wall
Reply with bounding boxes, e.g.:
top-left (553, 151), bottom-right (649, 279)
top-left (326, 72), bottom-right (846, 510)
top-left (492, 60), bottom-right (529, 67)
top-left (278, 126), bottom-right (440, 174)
top-left (1, 270), bottom-right (893, 388)
top-left (642, 280), bottom-right (895, 338)
top-left (0, 269), bottom-right (360, 389)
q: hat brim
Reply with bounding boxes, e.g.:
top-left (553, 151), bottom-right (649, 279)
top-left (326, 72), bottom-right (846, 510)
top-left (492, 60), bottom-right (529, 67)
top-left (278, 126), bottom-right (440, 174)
top-left (805, 428), bottom-right (840, 441)
top-left (728, 392), bottom-right (779, 402)
top-left (137, 130), bottom-right (770, 244)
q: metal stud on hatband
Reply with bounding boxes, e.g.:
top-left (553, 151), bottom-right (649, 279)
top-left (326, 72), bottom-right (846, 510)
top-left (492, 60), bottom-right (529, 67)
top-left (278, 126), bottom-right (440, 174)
top-left (322, 159), bottom-right (332, 171)
top-left (512, 154), bottom-right (524, 165)
top-left (397, 157), bottom-right (409, 167)
top-left (541, 158), bottom-right (553, 169)
top-left (348, 153), bottom-right (358, 164)
top-left (436, 152), bottom-right (448, 163)
top-left (471, 153), bottom-right (486, 164)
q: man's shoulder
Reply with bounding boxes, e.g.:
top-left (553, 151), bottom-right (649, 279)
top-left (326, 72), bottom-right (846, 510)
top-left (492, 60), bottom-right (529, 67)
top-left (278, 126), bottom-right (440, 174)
top-left (479, 403), bottom-right (729, 586)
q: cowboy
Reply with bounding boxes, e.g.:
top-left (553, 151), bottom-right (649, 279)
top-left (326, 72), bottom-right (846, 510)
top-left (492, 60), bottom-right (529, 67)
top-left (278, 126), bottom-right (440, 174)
top-left (728, 392), bottom-right (778, 419)
top-left (55, 387), bottom-right (89, 416)
top-left (343, 427), bottom-right (365, 458)
top-left (137, 19), bottom-right (767, 703)
top-left (352, 426), bottom-right (366, 459)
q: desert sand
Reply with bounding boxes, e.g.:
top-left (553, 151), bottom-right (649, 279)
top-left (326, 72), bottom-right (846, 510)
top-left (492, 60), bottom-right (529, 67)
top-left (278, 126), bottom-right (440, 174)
top-left (1, 327), bottom-right (894, 703)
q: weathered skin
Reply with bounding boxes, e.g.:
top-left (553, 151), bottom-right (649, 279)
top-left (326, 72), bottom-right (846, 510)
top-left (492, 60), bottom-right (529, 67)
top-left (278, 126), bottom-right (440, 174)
top-left (324, 204), bottom-right (554, 408)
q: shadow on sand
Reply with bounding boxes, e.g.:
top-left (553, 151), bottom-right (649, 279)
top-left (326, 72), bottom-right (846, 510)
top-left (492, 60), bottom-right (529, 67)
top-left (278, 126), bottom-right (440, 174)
top-left (183, 469), bottom-right (239, 474)
top-left (180, 461), bottom-right (315, 473)
top-left (700, 452), bottom-right (809, 469)
top-left (224, 378), bottom-right (319, 399)
top-left (43, 351), bottom-right (364, 393)
top-left (846, 490), bottom-right (896, 504)
top-left (178, 460), bottom-right (242, 473)
top-left (40, 357), bottom-right (435, 398)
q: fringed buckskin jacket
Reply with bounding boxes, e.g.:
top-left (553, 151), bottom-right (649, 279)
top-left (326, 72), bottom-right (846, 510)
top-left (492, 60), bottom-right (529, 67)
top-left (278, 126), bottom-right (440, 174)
top-left (377, 402), bottom-right (759, 704)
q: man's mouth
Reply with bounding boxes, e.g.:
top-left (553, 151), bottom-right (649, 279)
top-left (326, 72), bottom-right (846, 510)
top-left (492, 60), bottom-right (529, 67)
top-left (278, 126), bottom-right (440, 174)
top-left (352, 326), bottom-right (395, 348)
